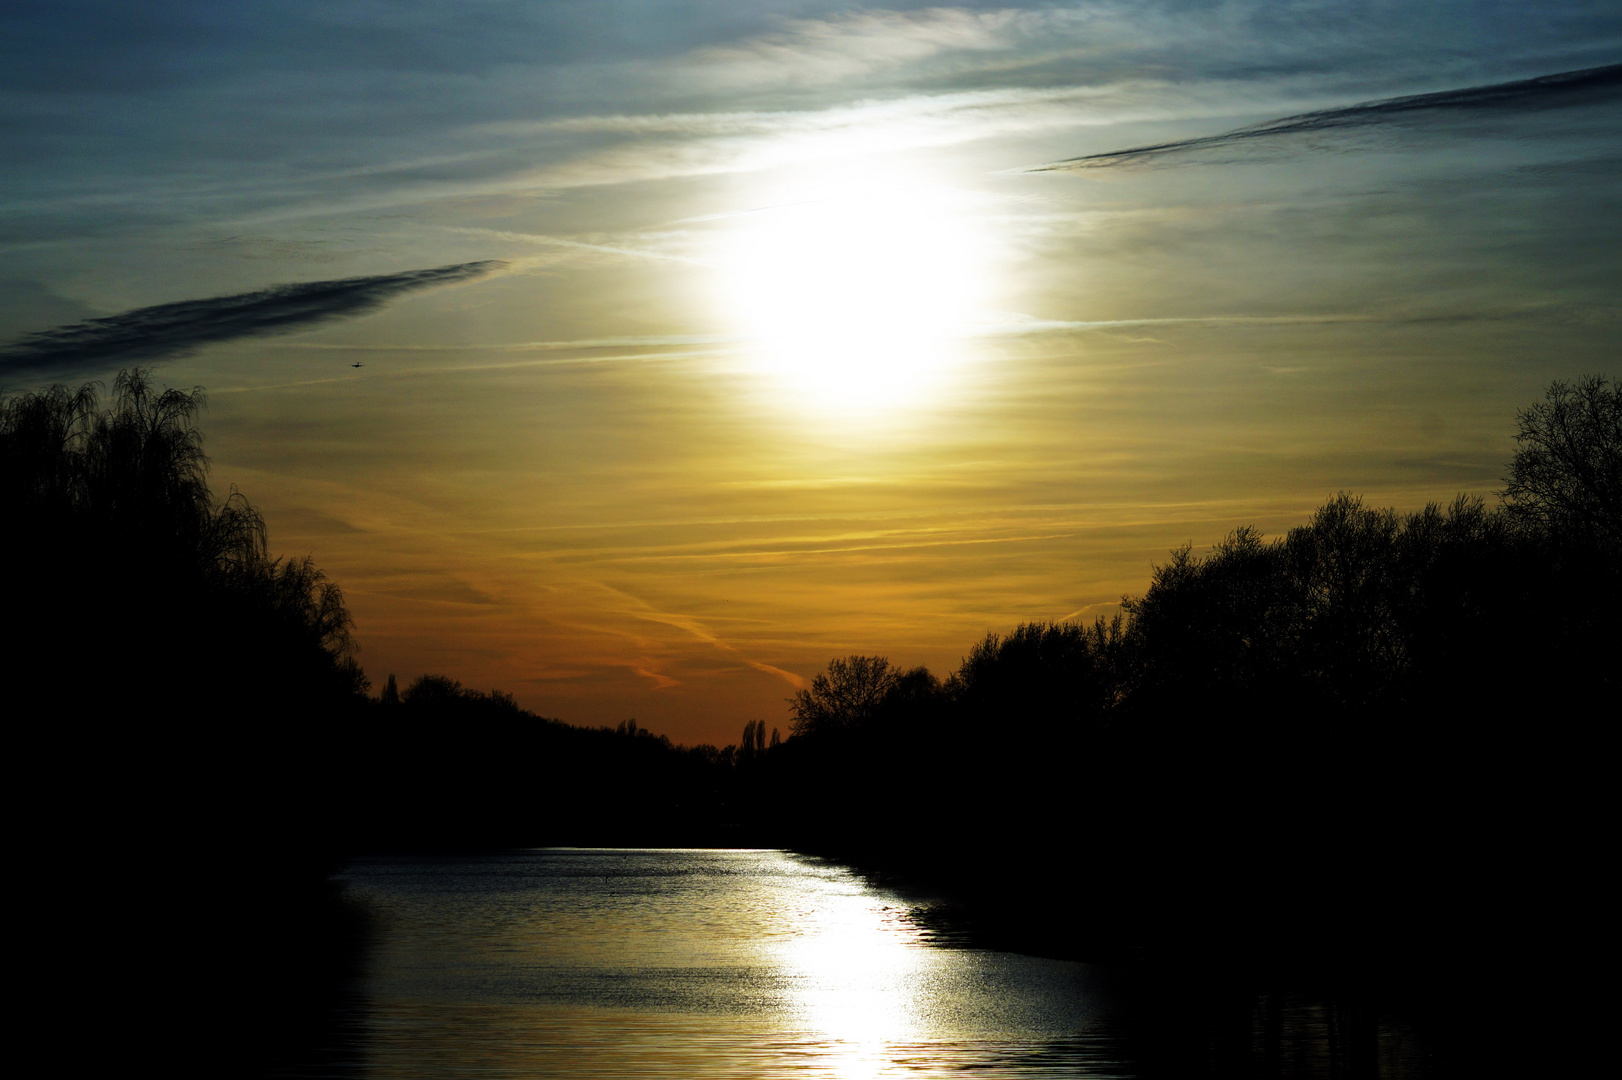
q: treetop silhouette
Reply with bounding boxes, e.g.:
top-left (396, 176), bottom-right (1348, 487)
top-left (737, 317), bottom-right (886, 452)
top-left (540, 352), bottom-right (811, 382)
top-left (788, 654), bottom-right (904, 736)
top-left (1501, 373), bottom-right (1621, 545)
top-left (2, 368), bottom-right (364, 702)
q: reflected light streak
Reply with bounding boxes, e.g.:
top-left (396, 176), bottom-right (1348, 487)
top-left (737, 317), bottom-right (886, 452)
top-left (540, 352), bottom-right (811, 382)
top-left (775, 875), bottom-right (934, 1078)
top-left (716, 169), bottom-right (990, 416)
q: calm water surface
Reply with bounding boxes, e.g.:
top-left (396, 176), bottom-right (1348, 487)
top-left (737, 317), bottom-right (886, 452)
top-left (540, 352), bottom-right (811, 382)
top-left (321, 849), bottom-right (1134, 1078)
top-left (305, 848), bottom-right (1429, 1079)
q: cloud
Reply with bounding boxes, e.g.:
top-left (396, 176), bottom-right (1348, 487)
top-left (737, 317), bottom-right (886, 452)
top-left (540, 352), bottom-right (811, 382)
top-left (0, 260), bottom-right (505, 377)
top-left (598, 581), bottom-right (808, 692)
top-left (681, 8), bottom-right (1025, 88)
top-left (444, 225), bottom-right (715, 267)
top-left (1031, 62), bottom-right (1622, 171)
top-left (500, 85), bottom-right (1118, 192)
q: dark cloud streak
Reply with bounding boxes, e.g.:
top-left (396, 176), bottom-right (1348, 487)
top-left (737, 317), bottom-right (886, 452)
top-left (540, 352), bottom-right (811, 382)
top-left (0, 260), bottom-right (505, 376)
top-left (1032, 62), bottom-right (1622, 171)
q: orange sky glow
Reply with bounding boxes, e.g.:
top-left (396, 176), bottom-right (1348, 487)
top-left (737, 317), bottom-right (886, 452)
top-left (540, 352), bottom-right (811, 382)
top-left (4, 6), bottom-right (1618, 745)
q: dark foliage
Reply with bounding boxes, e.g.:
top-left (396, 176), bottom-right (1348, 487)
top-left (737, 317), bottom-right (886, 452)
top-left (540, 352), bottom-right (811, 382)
top-left (3, 371), bottom-right (376, 1076)
top-left (1501, 373), bottom-right (1622, 546)
top-left (350, 674), bottom-right (751, 849)
top-left (789, 654), bottom-right (905, 736)
top-left (755, 377), bottom-right (1617, 972)
top-left (2, 369), bottom-right (366, 706)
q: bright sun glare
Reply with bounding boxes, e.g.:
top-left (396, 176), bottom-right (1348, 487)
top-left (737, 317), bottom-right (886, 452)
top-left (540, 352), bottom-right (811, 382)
top-left (719, 173), bottom-right (988, 414)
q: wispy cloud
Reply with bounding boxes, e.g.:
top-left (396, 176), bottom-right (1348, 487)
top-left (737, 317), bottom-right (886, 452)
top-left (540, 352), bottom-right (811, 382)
top-left (507, 86), bottom-right (1117, 192)
top-left (680, 7), bottom-right (1025, 87)
top-left (601, 582), bottom-right (807, 691)
top-left (0, 260), bottom-right (505, 376)
top-left (1031, 63), bottom-right (1622, 171)
top-left (444, 226), bottom-right (715, 267)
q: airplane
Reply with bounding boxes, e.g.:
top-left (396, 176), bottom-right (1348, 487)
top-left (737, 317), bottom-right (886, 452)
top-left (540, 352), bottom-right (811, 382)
top-left (351, 362), bottom-right (364, 368)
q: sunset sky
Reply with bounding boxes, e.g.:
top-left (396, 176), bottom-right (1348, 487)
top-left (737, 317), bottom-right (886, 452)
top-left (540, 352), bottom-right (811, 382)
top-left (4, 2), bottom-right (1619, 744)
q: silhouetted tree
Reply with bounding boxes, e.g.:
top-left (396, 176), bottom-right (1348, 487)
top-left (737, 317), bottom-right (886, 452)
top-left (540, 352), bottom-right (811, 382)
top-left (949, 618), bottom-right (1124, 732)
top-left (730, 718), bottom-right (768, 759)
top-left (402, 673), bottom-right (466, 706)
top-left (5, 371), bottom-right (242, 571)
top-left (1120, 523), bottom-right (1303, 720)
top-left (788, 655), bottom-right (900, 736)
top-left (3, 370), bottom-right (367, 706)
top-left (4, 370), bottom-right (376, 1074)
top-left (1500, 373), bottom-right (1621, 545)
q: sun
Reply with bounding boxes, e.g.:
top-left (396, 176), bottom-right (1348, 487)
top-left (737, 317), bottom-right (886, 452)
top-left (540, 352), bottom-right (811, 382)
top-left (716, 174), bottom-right (987, 413)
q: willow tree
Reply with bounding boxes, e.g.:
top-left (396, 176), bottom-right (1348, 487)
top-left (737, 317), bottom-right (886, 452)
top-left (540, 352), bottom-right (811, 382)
top-left (2, 368), bottom-right (363, 704)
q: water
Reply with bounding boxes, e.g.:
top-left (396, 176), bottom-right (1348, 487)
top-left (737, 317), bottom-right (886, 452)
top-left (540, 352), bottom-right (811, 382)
top-left (299, 848), bottom-right (1433, 1079)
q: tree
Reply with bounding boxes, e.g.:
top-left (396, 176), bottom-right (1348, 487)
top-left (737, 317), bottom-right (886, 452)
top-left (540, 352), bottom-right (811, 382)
top-left (788, 655), bottom-right (900, 736)
top-left (1500, 374), bottom-right (1621, 545)
top-left (947, 619), bottom-right (1122, 731)
top-left (1, 368), bottom-right (365, 700)
top-left (738, 719), bottom-right (764, 761)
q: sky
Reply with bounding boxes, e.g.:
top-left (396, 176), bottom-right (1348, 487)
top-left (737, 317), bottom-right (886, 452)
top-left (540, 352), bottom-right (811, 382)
top-left (4, 1), bottom-right (1619, 745)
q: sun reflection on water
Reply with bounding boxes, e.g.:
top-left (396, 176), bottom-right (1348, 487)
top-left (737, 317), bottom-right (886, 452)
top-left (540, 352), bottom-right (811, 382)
top-left (772, 874), bottom-right (935, 1076)
top-left (338, 850), bottom-right (1130, 1079)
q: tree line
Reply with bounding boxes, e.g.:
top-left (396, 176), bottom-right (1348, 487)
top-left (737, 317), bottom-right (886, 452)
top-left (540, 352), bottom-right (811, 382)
top-left (5, 370), bottom-right (1615, 976)
top-left (759, 375), bottom-right (1618, 966)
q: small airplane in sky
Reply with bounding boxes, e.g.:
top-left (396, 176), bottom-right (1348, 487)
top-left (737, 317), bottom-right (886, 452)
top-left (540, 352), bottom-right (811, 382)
top-left (351, 362), bottom-right (364, 368)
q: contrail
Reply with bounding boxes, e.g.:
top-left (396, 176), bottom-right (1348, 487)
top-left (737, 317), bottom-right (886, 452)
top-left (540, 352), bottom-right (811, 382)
top-left (1030, 62), bottom-right (1622, 172)
top-left (0, 260), bottom-right (506, 376)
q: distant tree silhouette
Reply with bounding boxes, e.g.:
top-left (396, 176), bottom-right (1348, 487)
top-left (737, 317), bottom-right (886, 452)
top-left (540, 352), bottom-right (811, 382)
top-left (788, 655), bottom-right (902, 736)
top-left (737, 718), bottom-right (768, 761)
top-left (1118, 492), bottom-right (1546, 726)
top-left (1501, 373), bottom-right (1620, 545)
top-left (1120, 523), bottom-right (1302, 719)
top-left (950, 618), bottom-right (1124, 732)
top-left (402, 673), bottom-right (469, 706)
